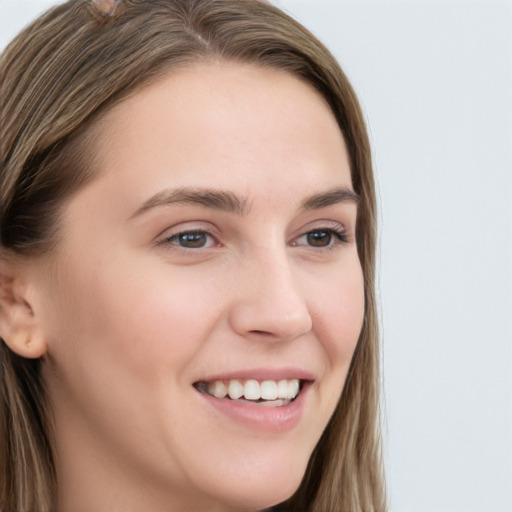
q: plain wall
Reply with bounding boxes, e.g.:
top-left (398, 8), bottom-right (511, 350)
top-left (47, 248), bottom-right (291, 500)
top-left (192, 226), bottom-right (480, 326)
top-left (1, 1), bottom-right (511, 511)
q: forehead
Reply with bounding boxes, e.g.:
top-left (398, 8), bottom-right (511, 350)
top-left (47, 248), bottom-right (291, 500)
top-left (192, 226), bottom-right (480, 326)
top-left (71, 62), bottom-right (353, 221)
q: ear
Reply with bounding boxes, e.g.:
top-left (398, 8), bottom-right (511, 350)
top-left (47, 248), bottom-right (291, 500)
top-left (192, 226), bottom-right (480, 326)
top-left (0, 256), bottom-right (47, 359)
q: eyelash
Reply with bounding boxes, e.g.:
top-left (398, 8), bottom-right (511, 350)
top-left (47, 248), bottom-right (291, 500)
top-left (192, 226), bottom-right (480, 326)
top-left (160, 224), bottom-right (348, 251)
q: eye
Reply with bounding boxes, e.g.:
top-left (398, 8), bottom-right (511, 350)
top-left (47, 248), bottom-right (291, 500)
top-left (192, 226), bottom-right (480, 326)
top-left (306, 230), bottom-right (334, 247)
top-left (293, 226), bottom-right (348, 248)
top-left (165, 230), bottom-right (216, 249)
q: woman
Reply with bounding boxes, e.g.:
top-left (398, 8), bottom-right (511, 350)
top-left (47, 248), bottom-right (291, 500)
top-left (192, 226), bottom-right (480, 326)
top-left (0, 0), bottom-right (385, 511)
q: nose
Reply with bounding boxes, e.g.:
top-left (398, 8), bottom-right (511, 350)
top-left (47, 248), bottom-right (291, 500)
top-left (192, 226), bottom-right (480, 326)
top-left (228, 251), bottom-right (313, 341)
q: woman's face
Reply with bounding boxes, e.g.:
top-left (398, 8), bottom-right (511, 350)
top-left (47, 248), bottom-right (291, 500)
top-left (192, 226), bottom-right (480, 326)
top-left (33, 63), bottom-right (364, 511)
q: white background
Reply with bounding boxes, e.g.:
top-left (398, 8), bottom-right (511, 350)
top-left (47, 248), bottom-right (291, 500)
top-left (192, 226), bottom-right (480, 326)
top-left (1, 1), bottom-right (511, 511)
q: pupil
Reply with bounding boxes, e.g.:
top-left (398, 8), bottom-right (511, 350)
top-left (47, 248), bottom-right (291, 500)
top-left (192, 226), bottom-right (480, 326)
top-left (179, 232), bottom-right (206, 248)
top-left (307, 231), bottom-right (331, 247)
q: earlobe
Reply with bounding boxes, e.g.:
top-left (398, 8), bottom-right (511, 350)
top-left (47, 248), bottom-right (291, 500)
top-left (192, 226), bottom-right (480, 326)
top-left (0, 261), bottom-right (47, 359)
top-left (1, 330), bottom-right (47, 359)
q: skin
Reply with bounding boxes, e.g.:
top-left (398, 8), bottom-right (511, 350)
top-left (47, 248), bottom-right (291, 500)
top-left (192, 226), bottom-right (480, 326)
top-left (16, 63), bottom-right (364, 511)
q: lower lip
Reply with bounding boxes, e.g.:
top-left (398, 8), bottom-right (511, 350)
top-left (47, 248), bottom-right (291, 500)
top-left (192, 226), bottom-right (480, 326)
top-left (196, 384), bottom-right (310, 434)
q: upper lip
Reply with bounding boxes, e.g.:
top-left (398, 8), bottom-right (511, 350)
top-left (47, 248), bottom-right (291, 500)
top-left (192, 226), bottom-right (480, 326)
top-left (194, 367), bottom-right (316, 383)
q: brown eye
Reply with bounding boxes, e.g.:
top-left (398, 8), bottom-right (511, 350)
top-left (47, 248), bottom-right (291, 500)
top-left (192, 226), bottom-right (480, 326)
top-left (292, 226), bottom-right (348, 249)
top-left (168, 231), bottom-right (211, 249)
top-left (306, 230), bottom-right (333, 247)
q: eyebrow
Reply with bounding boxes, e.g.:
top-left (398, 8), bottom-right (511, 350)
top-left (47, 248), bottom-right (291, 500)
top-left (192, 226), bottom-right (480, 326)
top-left (130, 187), bottom-right (249, 218)
top-left (301, 187), bottom-right (360, 209)
top-left (130, 185), bottom-right (359, 219)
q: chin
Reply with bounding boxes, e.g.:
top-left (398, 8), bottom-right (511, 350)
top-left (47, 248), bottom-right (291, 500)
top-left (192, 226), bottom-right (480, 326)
top-left (215, 481), bottom-right (301, 512)
top-left (192, 449), bottom-right (309, 512)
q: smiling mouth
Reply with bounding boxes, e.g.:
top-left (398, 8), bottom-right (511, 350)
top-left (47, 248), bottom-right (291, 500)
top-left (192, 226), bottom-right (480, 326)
top-left (194, 378), bottom-right (303, 407)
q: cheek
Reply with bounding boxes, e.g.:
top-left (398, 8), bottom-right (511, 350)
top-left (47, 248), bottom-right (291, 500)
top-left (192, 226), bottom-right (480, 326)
top-left (44, 253), bottom-right (225, 379)
top-left (313, 259), bottom-right (365, 362)
top-left (39, 253), bottom-right (228, 459)
top-left (106, 263), bottom-right (228, 365)
top-left (308, 259), bottom-right (364, 424)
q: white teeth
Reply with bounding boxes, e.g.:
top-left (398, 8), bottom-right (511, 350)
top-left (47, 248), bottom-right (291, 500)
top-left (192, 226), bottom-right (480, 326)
top-left (207, 380), bottom-right (227, 399)
top-left (287, 379), bottom-right (300, 400)
top-left (244, 380), bottom-right (260, 400)
top-left (227, 380), bottom-right (244, 400)
top-left (202, 378), bottom-right (301, 402)
top-left (260, 380), bottom-right (278, 400)
top-left (277, 379), bottom-right (289, 399)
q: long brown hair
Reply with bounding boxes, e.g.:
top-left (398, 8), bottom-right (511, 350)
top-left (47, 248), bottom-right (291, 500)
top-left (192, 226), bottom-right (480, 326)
top-left (0, 1), bottom-right (386, 510)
